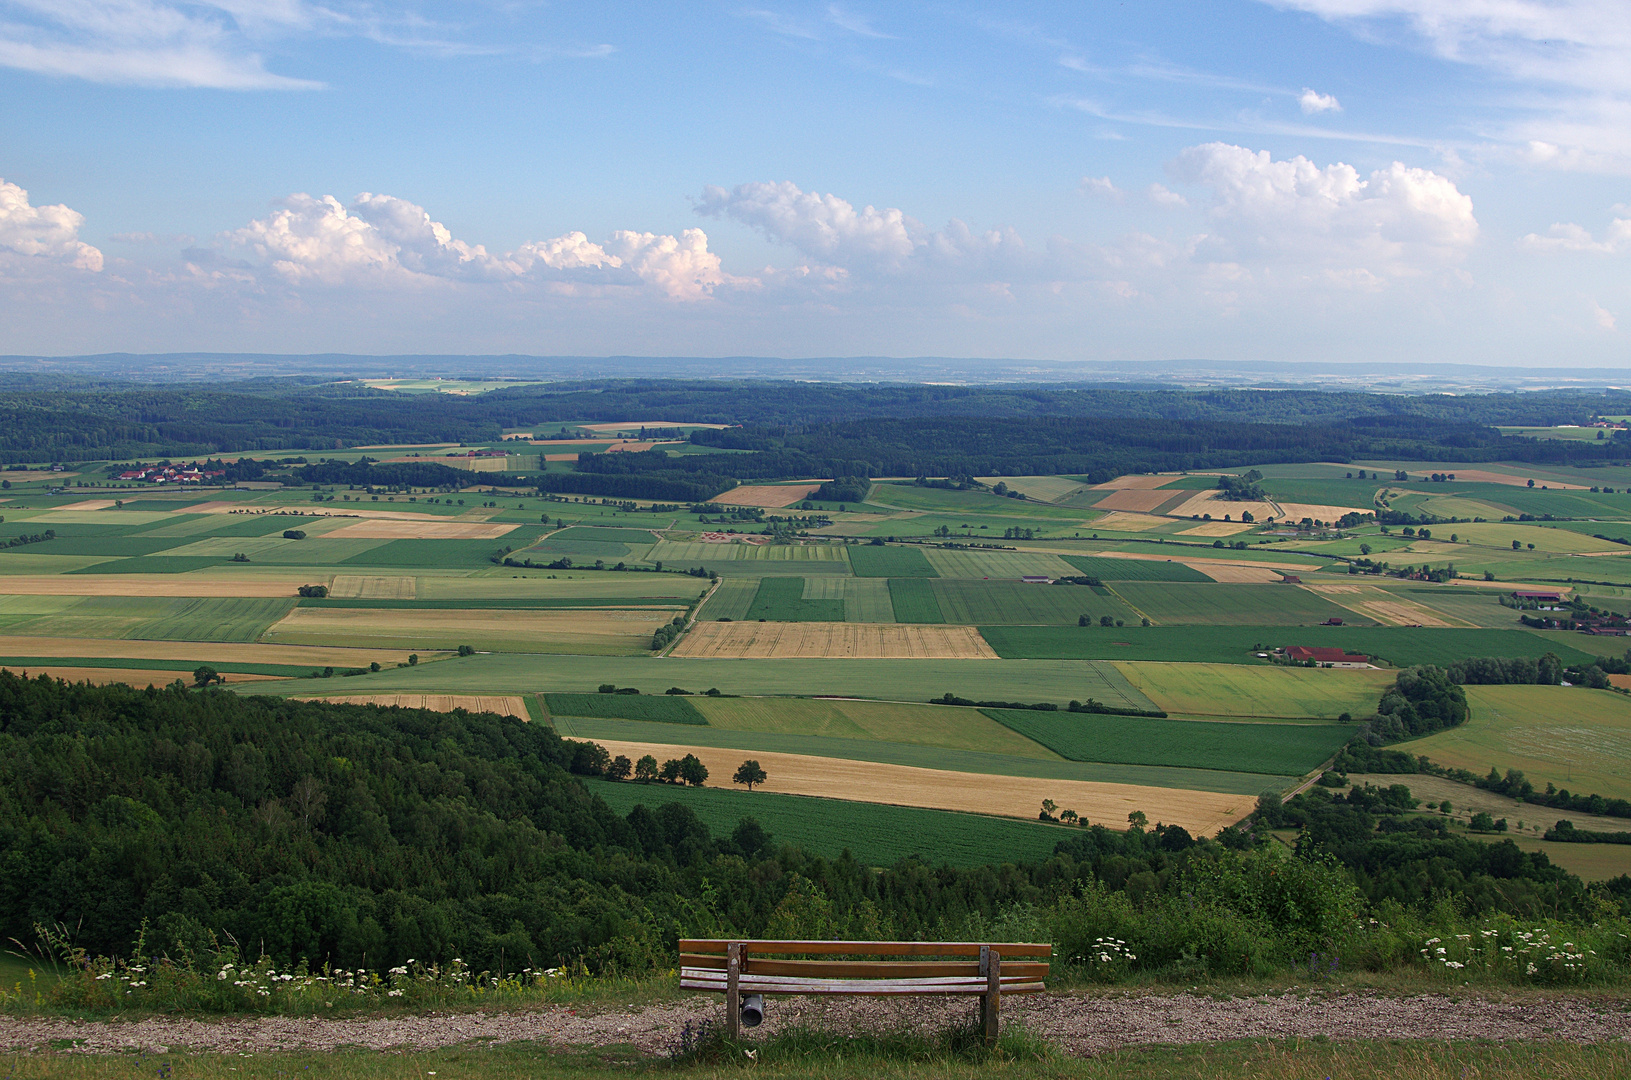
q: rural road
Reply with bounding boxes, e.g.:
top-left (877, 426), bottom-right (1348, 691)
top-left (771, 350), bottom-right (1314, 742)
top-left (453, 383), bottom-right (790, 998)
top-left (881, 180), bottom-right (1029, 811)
top-left (4, 991), bottom-right (1629, 1057)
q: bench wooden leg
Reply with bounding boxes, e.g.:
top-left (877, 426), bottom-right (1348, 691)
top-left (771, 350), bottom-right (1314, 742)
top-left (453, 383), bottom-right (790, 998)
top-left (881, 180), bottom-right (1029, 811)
top-left (979, 946), bottom-right (1001, 1046)
top-left (726, 942), bottom-right (742, 1041)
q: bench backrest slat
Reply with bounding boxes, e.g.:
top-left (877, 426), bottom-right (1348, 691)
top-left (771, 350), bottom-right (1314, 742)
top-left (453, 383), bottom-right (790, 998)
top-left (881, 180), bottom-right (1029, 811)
top-left (681, 957), bottom-right (1049, 980)
top-left (679, 939), bottom-right (1052, 959)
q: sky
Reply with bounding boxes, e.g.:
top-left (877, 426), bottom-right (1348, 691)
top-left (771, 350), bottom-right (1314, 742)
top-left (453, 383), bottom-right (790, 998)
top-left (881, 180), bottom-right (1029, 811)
top-left (1, 0), bottom-right (1629, 366)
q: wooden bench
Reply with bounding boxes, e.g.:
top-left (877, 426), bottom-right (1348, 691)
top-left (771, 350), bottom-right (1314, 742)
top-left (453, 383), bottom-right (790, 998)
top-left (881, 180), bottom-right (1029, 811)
top-left (679, 939), bottom-right (1051, 1043)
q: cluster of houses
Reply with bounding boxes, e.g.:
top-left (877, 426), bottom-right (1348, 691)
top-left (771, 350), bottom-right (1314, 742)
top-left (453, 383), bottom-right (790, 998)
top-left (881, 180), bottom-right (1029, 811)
top-left (114, 463), bottom-right (228, 484)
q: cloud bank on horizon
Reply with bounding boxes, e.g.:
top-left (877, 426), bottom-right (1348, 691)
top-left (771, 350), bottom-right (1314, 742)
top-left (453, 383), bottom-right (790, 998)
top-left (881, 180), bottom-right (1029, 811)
top-left (0, 0), bottom-right (1627, 362)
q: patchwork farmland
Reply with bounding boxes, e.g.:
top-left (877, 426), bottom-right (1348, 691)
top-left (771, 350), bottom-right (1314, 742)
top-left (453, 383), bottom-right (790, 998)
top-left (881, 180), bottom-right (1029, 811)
top-left (6, 432), bottom-right (1631, 880)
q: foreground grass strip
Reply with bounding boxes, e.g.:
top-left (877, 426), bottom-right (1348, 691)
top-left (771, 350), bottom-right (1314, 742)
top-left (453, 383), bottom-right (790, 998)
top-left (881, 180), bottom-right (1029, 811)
top-left (543, 692), bottom-right (708, 725)
top-left (4, 1038), bottom-right (1629, 1079)
top-left (981, 709), bottom-right (1352, 775)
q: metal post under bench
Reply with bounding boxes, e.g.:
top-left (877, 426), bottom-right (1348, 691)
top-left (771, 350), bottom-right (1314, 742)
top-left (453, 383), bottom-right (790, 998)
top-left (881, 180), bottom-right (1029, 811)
top-left (678, 939), bottom-right (1051, 1044)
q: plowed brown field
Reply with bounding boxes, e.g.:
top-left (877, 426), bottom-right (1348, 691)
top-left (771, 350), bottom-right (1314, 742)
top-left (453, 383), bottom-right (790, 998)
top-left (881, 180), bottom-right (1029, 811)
top-left (1093, 489), bottom-right (1179, 512)
top-left (715, 483), bottom-right (824, 508)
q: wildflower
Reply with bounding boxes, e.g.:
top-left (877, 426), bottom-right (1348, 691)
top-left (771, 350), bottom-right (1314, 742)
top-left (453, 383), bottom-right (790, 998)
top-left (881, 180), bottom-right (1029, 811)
top-left (217, 971), bottom-right (229, 981)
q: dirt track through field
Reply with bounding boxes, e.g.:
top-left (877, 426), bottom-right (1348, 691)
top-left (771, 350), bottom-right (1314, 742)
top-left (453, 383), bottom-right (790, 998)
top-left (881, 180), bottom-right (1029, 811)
top-left (672, 621), bottom-right (998, 659)
top-left (573, 739), bottom-right (1245, 833)
top-left (293, 693), bottom-right (527, 716)
top-left (4, 991), bottom-right (1627, 1058)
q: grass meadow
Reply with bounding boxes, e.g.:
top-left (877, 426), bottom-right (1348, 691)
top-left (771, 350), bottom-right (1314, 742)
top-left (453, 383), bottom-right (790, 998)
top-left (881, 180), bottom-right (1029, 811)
top-left (1408, 685), bottom-right (1631, 802)
top-left (1110, 582), bottom-right (1368, 626)
top-left (922, 549), bottom-right (1078, 579)
top-left (692, 696), bottom-right (1057, 757)
top-left (848, 544), bottom-right (938, 577)
top-left (887, 578), bottom-right (945, 622)
top-left (1061, 555), bottom-right (1213, 581)
top-left (541, 693), bottom-right (708, 725)
top-left (981, 710), bottom-right (1352, 776)
top-left (978, 625), bottom-right (1599, 668)
top-left (930, 580), bottom-right (1140, 626)
top-left (584, 777), bottom-right (1070, 865)
top-left (1115, 662), bottom-right (1393, 720)
top-left (743, 577), bottom-right (846, 621)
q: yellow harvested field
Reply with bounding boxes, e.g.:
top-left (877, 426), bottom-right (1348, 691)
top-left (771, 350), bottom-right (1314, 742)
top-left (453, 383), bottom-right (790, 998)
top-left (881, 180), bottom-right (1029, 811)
top-left (328, 575), bottom-right (416, 599)
top-left (1303, 584), bottom-right (1467, 627)
top-left (1090, 474), bottom-right (1181, 491)
top-left (672, 621), bottom-right (998, 659)
top-left (293, 693), bottom-right (527, 717)
top-left (1087, 512), bottom-right (1170, 532)
top-left (1094, 488), bottom-right (1179, 513)
top-left (1, 666), bottom-right (283, 686)
top-left (716, 483), bottom-right (824, 508)
top-left (605, 441), bottom-right (670, 453)
top-left (1182, 562), bottom-right (1286, 583)
top-left (0, 470), bottom-right (79, 483)
top-left (1166, 490), bottom-right (1278, 522)
top-left (54, 499), bottom-right (117, 511)
top-left (0, 635), bottom-right (431, 666)
top-left (0, 575), bottom-right (312, 597)
top-left (544, 454), bottom-right (579, 461)
top-left (587, 739), bottom-right (1248, 834)
top-left (1178, 521), bottom-right (1253, 536)
top-left (326, 520), bottom-right (519, 539)
top-left (1273, 501), bottom-right (1370, 522)
top-left (1443, 469), bottom-right (1588, 490)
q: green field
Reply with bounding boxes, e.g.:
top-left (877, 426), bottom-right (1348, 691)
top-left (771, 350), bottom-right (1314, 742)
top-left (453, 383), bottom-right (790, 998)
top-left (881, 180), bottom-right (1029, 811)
top-left (542, 692), bottom-right (707, 725)
top-left (1110, 582), bottom-right (1370, 626)
top-left (931, 579), bottom-right (1139, 626)
top-left (922, 548), bottom-right (1078, 578)
top-left (1409, 685), bottom-right (1631, 802)
top-left (887, 578), bottom-right (944, 623)
top-left (0, 595), bottom-right (293, 642)
top-left (697, 578), bottom-right (758, 620)
top-left (1061, 555), bottom-right (1212, 582)
top-left (648, 541), bottom-right (850, 563)
top-left (1115, 662), bottom-right (1394, 720)
top-left (693, 696), bottom-right (1055, 757)
top-left (847, 545), bottom-right (938, 577)
top-left (978, 625), bottom-right (1599, 667)
top-left (525, 537), bottom-right (634, 558)
top-left (743, 577), bottom-right (845, 621)
top-left (584, 779), bottom-right (1071, 866)
top-left (981, 710), bottom-right (1351, 776)
top-left (339, 535), bottom-right (546, 568)
top-left (800, 576), bottom-right (893, 622)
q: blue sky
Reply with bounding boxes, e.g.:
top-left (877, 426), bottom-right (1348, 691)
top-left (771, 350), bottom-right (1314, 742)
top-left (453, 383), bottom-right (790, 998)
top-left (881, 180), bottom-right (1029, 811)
top-left (1, 1), bottom-right (1628, 366)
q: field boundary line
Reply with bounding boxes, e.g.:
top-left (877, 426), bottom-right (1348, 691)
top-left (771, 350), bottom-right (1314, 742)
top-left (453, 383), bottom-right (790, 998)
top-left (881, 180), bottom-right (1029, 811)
top-left (657, 576), bottom-right (720, 656)
top-left (1105, 584), bottom-right (1154, 626)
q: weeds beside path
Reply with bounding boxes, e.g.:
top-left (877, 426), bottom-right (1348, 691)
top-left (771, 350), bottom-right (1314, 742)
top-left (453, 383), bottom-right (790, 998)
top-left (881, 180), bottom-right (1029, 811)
top-left (4, 990), bottom-right (1630, 1057)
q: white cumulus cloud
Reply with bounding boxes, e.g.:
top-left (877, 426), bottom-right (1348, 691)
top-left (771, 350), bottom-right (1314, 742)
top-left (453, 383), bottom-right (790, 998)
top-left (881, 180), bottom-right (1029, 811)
top-left (1299, 87), bottom-right (1342, 113)
top-left (1167, 142), bottom-right (1477, 278)
top-left (0, 178), bottom-right (103, 270)
top-left (224, 192), bottom-right (730, 299)
top-left (1520, 216), bottom-right (1631, 253)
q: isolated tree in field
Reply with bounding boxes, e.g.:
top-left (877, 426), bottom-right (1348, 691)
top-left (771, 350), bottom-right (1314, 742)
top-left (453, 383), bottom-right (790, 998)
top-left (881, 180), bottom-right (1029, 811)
top-left (607, 755), bottom-right (633, 781)
top-left (634, 754), bottom-right (659, 782)
top-left (1060, 809), bottom-right (1078, 825)
top-left (1100, 615), bottom-right (1114, 627)
top-left (660, 758), bottom-right (684, 783)
top-left (1513, 540), bottom-right (1522, 550)
top-left (193, 665), bottom-right (218, 687)
top-left (1039, 799), bottom-right (1057, 821)
top-left (680, 754), bottom-right (709, 786)
top-left (1127, 810), bottom-right (1148, 830)
top-left (733, 759), bottom-right (767, 790)
top-left (1078, 614), bottom-right (1090, 626)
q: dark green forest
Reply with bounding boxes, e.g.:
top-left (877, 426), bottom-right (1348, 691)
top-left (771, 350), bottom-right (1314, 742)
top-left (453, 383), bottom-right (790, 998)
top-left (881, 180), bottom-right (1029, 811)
top-left (4, 377), bottom-right (1631, 465)
top-left (2, 672), bottom-right (1623, 979)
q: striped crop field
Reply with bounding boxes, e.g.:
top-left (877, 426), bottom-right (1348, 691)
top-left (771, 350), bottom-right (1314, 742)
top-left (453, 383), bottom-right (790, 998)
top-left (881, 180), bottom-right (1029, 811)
top-left (923, 548), bottom-right (1080, 579)
top-left (743, 577), bottom-right (845, 621)
top-left (1110, 582), bottom-right (1376, 626)
top-left (931, 580), bottom-right (1141, 626)
top-left (692, 696), bottom-right (1054, 757)
top-left (648, 541), bottom-right (850, 563)
top-left (888, 578), bottom-right (945, 623)
top-left (847, 545), bottom-right (939, 577)
top-left (981, 710), bottom-right (1350, 776)
top-left (1061, 555), bottom-right (1214, 582)
top-left (542, 692), bottom-right (708, 725)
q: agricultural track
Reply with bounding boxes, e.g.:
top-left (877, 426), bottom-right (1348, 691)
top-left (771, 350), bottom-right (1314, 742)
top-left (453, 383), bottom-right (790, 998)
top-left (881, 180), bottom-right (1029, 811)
top-left (4, 992), bottom-right (1629, 1057)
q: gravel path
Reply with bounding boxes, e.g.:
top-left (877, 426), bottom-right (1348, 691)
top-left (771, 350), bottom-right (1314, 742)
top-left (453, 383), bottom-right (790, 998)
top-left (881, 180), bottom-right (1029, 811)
top-left (3, 991), bottom-right (1629, 1058)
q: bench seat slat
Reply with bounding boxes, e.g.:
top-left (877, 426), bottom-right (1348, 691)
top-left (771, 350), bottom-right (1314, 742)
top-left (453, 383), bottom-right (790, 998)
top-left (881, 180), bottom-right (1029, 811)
top-left (681, 972), bottom-right (1045, 996)
top-left (679, 939), bottom-right (1052, 959)
top-left (679, 955), bottom-right (1048, 980)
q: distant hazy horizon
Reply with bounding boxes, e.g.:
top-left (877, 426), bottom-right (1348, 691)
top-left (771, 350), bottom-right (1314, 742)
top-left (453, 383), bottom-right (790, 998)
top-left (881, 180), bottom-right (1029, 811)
top-left (0, 2), bottom-right (1627, 365)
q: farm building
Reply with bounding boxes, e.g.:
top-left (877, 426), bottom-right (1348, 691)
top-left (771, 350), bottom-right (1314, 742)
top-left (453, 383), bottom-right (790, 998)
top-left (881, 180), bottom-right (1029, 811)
top-left (1020, 575), bottom-right (1052, 584)
top-left (1285, 645), bottom-right (1370, 667)
top-left (1512, 590), bottom-right (1566, 603)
